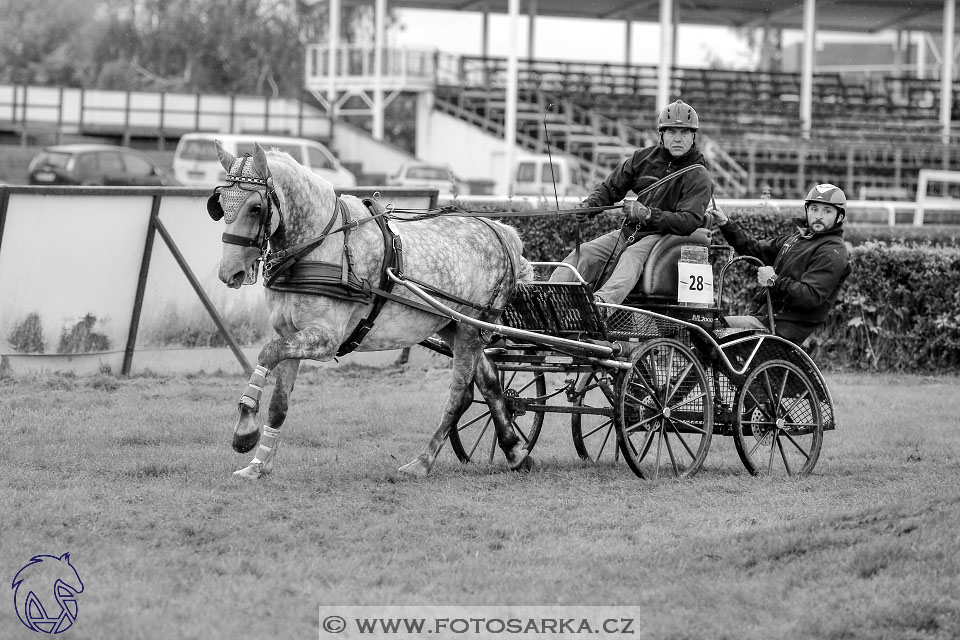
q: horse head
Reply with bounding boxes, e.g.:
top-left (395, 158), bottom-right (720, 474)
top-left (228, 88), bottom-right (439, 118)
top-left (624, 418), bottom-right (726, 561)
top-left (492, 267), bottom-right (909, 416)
top-left (208, 141), bottom-right (286, 288)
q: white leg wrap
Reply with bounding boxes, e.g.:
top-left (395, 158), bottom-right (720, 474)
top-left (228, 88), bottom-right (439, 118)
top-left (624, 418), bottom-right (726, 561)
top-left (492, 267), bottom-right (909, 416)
top-left (233, 425), bottom-right (282, 480)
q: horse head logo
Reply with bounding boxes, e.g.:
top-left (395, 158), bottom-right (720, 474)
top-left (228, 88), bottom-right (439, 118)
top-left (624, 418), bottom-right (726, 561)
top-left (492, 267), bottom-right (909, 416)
top-left (12, 553), bottom-right (84, 634)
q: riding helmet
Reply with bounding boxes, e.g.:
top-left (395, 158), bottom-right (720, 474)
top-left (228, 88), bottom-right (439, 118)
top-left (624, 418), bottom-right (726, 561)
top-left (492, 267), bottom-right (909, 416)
top-left (657, 100), bottom-right (699, 131)
top-left (804, 183), bottom-right (847, 219)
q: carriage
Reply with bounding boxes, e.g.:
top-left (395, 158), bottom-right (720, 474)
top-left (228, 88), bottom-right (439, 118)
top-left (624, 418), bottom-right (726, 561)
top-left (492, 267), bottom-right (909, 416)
top-left (209, 142), bottom-right (835, 481)
top-left (396, 227), bottom-right (836, 479)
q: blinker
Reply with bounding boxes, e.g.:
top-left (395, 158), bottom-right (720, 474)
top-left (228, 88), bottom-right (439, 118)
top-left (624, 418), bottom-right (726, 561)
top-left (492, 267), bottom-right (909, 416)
top-left (207, 191), bottom-right (224, 221)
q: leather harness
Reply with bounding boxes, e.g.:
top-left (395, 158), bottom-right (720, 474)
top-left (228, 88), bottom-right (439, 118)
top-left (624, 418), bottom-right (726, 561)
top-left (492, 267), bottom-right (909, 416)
top-left (226, 193), bottom-right (512, 357)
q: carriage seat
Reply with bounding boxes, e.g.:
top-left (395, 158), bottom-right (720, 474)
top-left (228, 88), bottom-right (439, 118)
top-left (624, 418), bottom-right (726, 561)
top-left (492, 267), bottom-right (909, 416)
top-left (629, 227), bottom-right (712, 303)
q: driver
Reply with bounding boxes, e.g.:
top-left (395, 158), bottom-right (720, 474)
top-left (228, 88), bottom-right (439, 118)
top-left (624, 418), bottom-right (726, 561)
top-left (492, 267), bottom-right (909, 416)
top-left (709, 183), bottom-right (852, 345)
top-left (549, 99), bottom-right (713, 305)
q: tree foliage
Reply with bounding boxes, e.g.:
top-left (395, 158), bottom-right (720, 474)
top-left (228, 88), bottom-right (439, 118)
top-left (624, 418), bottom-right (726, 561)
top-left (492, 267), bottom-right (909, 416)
top-left (0, 0), bottom-right (384, 97)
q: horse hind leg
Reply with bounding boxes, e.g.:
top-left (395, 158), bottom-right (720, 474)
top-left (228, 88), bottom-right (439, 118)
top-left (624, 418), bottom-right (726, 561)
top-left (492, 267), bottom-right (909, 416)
top-left (398, 326), bottom-right (478, 477)
top-left (399, 326), bottom-right (532, 477)
top-left (233, 358), bottom-right (302, 480)
top-left (398, 376), bottom-right (474, 477)
top-left (474, 353), bottom-right (533, 472)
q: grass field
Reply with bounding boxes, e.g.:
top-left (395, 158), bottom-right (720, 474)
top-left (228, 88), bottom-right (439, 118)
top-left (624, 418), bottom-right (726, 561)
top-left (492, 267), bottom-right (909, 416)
top-left (1, 363), bottom-right (959, 640)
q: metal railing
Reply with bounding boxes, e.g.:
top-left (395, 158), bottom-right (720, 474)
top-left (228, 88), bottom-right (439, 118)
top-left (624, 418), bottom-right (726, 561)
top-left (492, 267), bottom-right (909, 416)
top-left (0, 84), bottom-right (331, 146)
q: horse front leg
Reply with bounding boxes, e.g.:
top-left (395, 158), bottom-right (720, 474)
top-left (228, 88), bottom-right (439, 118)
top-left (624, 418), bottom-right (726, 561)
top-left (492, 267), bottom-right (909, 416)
top-left (231, 326), bottom-right (337, 480)
top-left (233, 358), bottom-right (301, 480)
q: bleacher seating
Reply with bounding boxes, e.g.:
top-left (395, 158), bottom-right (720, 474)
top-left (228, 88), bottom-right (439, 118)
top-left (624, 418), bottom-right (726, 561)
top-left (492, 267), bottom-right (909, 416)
top-left (438, 57), bottom-right (960, 199)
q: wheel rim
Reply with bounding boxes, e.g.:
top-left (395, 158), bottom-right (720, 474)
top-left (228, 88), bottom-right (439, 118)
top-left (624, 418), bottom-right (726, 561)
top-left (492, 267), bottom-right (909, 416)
top-left (733, 359), bottom-right (823, 477)
top-left (616, 339), bottom-right (713, 479)
top-left (448, 367), bottom-right (546, 464)
top-left (571, 370), bottom-right (620, 462)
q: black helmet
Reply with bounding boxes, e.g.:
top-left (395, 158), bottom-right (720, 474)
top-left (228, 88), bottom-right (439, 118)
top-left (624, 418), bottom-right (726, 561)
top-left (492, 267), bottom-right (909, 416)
top-left (657, 99), bottom-right (699, 131)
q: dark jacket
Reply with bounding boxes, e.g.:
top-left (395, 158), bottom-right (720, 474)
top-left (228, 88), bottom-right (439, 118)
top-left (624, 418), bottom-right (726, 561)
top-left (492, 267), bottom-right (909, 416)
top-left (583, 143), bottom-right (713, 242)
top-left (720, 217), bottom-right (851, 325)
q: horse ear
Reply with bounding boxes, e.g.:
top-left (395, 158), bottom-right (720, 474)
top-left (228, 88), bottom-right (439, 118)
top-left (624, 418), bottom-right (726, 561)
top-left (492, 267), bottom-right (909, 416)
top-left (215, 140), bottom-right (235, 173)
top-left (253, 142), bottom-right (270, 178)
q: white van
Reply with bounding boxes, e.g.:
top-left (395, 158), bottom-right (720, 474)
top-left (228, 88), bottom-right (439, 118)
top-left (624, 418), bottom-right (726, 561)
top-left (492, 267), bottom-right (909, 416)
top-left (173, 133), bottom-right (356, 188)
top-left (511, 154), bottom-right (588, 198)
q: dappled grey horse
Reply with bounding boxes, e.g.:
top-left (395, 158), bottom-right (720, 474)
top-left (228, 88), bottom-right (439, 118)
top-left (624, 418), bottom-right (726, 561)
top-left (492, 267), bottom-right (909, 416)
top-left (207, 142), bottom-right (533, 479)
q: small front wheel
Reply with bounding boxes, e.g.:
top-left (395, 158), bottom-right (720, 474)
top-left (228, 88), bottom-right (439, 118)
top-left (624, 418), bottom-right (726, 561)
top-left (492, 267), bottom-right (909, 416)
top-left (732, 359), bottom-right (823, 477)
top-left (616, 339), bottom-right (713, 479)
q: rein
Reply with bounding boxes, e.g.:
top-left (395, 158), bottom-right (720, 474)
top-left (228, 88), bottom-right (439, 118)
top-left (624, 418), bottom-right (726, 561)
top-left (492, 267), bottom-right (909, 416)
top-left (596, 163), bottom-right (710, 284)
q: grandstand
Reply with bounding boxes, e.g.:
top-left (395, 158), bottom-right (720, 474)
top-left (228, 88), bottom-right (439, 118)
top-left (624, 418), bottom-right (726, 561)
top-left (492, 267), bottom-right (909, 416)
top-left (5, 50), bottom-right (958, 201)
top-left (431, 56), bottom-right (960, 199)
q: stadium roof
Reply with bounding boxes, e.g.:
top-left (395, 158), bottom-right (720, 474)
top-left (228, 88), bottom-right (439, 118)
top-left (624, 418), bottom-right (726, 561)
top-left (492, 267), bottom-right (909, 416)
top-left (368, 0), bottom-right (955, 35)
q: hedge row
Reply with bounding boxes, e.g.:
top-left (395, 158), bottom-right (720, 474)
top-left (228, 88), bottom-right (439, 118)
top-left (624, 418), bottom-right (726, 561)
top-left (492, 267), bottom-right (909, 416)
top-left (455, 200), bottom-right (960, 372)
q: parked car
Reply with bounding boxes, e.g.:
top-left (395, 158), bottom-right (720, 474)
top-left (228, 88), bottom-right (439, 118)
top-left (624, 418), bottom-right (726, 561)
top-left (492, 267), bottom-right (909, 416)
top-left (389, 161), bottom-right (467, 198)
top-left (27, 144), bottom-right (178, 186)
top-left (173, 133), bottom-right (356, 188)
top-left (511, 153), bottom-right (588, 198)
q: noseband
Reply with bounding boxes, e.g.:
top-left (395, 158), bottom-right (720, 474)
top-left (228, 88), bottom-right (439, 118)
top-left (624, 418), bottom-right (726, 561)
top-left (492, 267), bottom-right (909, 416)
top-left (207, 154), bottom-right (284, 284)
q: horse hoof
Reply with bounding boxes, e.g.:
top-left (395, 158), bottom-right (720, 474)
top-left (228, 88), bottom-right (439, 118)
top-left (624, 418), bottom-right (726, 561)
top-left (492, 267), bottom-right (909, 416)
top-left (398, 458), bottom-right (430, 477)
top-left (511, 454), bottom-right (536, 474)
top-left (233, 430), bottom-right (260, 453)
top-left (233, 463), bottom-right (265, 480)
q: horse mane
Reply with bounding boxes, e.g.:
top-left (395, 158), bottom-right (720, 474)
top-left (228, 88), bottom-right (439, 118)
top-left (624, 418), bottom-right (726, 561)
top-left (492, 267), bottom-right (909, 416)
top-left (262, 147), bottom-right (533, 282)
top-left (261, 149), bottom-right (334, 218)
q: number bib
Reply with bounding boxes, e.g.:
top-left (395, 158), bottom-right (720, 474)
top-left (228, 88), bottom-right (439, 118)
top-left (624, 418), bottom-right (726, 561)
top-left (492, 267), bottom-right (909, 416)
top-left (677, 262), bottom-right (714, 305)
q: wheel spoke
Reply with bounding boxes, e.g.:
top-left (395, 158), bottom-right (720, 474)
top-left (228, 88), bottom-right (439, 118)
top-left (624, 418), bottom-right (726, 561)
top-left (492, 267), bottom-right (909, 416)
top-left (662, 345), bottom-right (677, 401)
top-left (629, 368), bottom-right (659, 402)
top-left (747, 431), bottom-right (768, 458)
top-left (668, 416), bottom-right (709, 436)
top-left (762, 370), bottom-right (776, 411)
top-left (511, 418), bottom-right (532, 446)
top-left (668, 390), bottom-right (707, 411)
top-left (654, 423), bottom-right (665, 479)
top-left (459, 410), bottom-right (492, 430)
top-left (777, 434), bottom-right (793, 476)
top-left (582, 417), bottom-right (614, 440)
top-left (776, 371), bottom-right (790, 412)
top-left (664, 360), bottom-right (695, 405)
top-left (593, 422), bottom-right (615, 458)
top-left (485, 422), bottom-right (498, 463)
top-left (781, 430), bottom-right (813, 459)
top-left (780, 389), bottom-right (813, 418)
top-left (466, 416), bottom-right (494, 458)
top-left (766, 429), bottom-right (778, 473)
top-left (624, 389), bottom-right (658, 411)
top-left (634, 422), bottom-right (659, 460)
top-left (624, 412), bottom-right (661, 434)
top-left (662, 425), bottom-right (681, 476)
top-left (668, 421), bottom-right (703, 459)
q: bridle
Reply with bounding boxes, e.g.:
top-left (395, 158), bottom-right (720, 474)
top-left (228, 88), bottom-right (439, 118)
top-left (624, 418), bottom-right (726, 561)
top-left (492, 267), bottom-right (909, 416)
top-left (206, 154), bottom-right (284, 284)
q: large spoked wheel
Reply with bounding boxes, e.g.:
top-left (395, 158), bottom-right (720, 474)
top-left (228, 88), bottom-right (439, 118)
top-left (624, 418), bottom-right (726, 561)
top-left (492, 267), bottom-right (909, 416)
top-left (616, 339), bottom-right (713, 479)
top-left (571, 369), bottom-right (621, 462)
top-left (448, 365), bottom-right (546, 464)
top-left (733, 359), bottom-right (823, 477)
